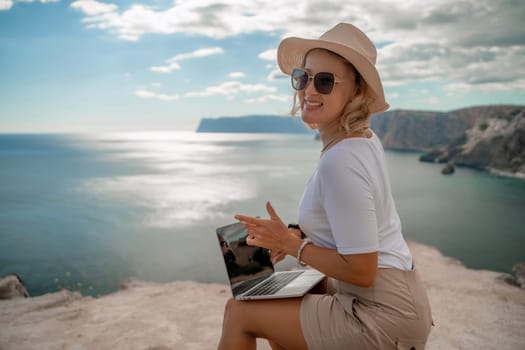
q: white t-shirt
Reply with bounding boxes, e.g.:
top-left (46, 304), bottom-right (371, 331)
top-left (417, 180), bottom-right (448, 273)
top-left (298, 131), bottom-right (413, 270)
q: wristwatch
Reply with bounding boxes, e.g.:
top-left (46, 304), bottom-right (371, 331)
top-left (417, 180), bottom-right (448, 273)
top-left (287, 223), bottom-right (306, 239)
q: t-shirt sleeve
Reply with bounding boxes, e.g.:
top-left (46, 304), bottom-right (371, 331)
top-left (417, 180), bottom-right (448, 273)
top-left (318, 147), bottom-right (379, 254)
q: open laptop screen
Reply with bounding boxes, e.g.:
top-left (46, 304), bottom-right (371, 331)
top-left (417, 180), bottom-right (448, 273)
top-left (216, 222), bottom-right (274, 296)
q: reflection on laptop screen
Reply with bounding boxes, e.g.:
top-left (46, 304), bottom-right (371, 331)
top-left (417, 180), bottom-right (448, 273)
top-left (216, 222), bottom-right (274, 295)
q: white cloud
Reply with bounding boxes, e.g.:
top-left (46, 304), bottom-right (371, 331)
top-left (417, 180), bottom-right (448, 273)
top-left (387, 92), bottom-right (400, 99)
top-left (244, 94), bottom-right (290, 103)
top-left (70, 0), bottom-right (116, 15)
top-left (378, 43), bottom-right (525, 92)
top-left (1, 0), bottom-right (59, 11)
top-left (258, 49), bottom-right (277, 61)
top-left (267, 68), bottom-right (287, 82)
top-left (150, 61), bottom-right (181, 73)
top-left (444, 80), bottom-right (525, 93)
top-left (0, 0), bottom-right (13, 11)
top-left (229, 72), bottom-right (246, 79)
top-left (135, 89), bottom-right (179, 101)
top-left (67, 0), bottom-right (524, 93)
top-left (69, 0), bottom-right (334, 41)
top-left (150, 47), bottom-right (224, 73)
top-left (172, 47), bottom-right (224, 61)
top-left (185, 81), bottom-right (276, 97)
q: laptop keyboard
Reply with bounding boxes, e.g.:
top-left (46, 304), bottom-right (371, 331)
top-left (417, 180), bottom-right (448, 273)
top-left (232, 275), bottom-right (269, 296)
top-left (244, 271), bottom-right (303, 296)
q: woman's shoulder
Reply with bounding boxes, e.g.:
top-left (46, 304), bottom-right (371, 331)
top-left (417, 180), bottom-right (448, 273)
top-left (319, 132), bottom-right (385, 180)
top-left (322, 132), bottom-right (381, 162)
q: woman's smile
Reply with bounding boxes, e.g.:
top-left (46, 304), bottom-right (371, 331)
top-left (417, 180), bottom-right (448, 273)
top-left (303, 97), bottom-right (323, 111)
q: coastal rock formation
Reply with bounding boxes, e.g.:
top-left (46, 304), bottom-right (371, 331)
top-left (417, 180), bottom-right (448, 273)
top-left (1, 242), bottom-right (524, 350)
top-left (196, 105), bottom-right (525, 177)
top-left (371, 105), bottom-right (525, 177)
top-left (196, 115), bottom-right (313, 134)
top-left (370, 109), bottom-right (477, 151)
top-left (0, 274), bottom-right (30, 299)
top-left (441, 163), bottom-right (455, 175)
top-left (419, 106), bottom-right (525, 177)
top-left (512, 263), bottom-right (525, 288)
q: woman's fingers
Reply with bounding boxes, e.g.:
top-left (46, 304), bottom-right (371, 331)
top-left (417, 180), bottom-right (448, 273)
top-left (246, 235), bottom-right (257, 246)
top-left (266, 201), bottom-right (282, 222)
top-left (234, 214), bottom-right (261, 225)
top-left (271, 250), bottom-right (286, 264)
top-left (236, 201), bottom-right (281, 226)
top-left (236, 202), bottom-right (287, 250)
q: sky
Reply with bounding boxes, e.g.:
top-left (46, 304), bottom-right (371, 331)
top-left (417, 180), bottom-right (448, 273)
top-left (0, 0), bottom-right (524, 132)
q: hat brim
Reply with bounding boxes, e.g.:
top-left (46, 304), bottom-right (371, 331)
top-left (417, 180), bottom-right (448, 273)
top-left (277, 37), bottom-right (389, 114)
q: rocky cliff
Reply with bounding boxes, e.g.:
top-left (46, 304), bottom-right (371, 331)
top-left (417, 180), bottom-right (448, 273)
top-left (195, 105), bottom-right (525, 177)
top-left (371, 105), bottom-right (525, 177)
top-left (370, 109), bottom-right (477, 151)
top-left (196, 115), bottom-right (313, 133)
top-left (416, 105), bottom-right (525, 177)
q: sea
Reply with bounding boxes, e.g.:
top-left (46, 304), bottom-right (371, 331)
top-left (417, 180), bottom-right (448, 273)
top-left (1, 132), bottom-right (524, 297)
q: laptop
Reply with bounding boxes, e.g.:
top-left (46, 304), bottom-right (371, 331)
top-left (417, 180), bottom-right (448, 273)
top-left (216, 221), bottom-right (325, 300)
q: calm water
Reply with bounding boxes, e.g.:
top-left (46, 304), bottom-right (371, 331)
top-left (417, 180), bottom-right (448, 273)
top-left (1, 132), bottom-right (524, 297)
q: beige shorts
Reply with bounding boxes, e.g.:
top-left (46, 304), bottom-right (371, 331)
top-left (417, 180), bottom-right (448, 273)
top-left (300, 267), bottom-right (432, 350)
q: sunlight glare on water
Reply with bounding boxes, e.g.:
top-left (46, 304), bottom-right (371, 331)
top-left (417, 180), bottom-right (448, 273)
top-left (73, 132), bottom-right (270, 228)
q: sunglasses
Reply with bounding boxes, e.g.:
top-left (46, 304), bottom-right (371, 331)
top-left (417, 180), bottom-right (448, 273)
top-left (291, 67), bottom-right (344, 95)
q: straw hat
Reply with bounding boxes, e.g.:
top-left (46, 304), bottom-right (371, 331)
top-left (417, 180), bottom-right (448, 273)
top-left (277, 23), bottom-right (389, 114)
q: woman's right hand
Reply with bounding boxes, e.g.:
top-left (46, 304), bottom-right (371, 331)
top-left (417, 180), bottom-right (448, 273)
top-left (270, 227), bottom-right (302, 265)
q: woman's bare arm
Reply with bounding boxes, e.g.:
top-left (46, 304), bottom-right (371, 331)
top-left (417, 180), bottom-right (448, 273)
top-left (299, 244), bottom-right (377, 287)
top-left (236, 202), bottom-right (378, 288)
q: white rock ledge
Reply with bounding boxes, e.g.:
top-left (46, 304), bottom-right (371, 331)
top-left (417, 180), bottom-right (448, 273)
top-left (1, 242), bottom-right (524, 350)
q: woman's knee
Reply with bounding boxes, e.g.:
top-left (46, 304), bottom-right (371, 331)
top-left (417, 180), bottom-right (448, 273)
top-left (224, 297), bottom-right (235, 312)
top-left (223, 297), bottom-right (246, 321)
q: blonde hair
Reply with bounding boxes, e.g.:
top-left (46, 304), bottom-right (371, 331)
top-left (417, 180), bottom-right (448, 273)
top-left (290, 49), bottom-right (372, 133)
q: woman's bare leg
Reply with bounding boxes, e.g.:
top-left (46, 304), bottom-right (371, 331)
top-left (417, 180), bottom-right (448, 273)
top-left (217, 297), bottom-right (308, 350)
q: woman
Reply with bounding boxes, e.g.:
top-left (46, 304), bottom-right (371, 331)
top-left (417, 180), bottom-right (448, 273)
top-left (218, 23), bottom-right (433, 350)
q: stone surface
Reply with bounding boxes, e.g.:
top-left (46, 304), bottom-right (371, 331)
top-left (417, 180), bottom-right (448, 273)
top-left (1, 242), bottom-right (524, 350)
